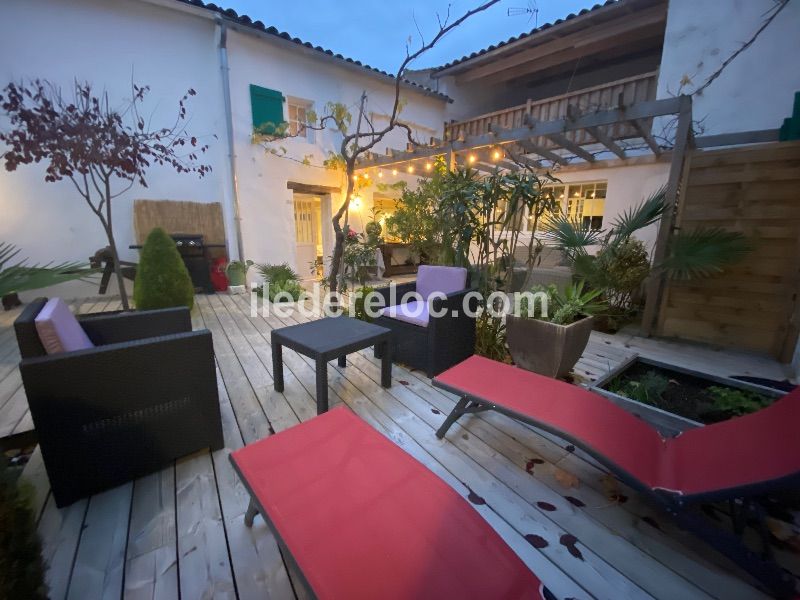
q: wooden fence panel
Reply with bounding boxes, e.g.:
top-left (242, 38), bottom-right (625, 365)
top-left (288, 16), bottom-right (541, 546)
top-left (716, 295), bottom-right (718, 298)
top-left (658, 141), bottom-right (800, 361)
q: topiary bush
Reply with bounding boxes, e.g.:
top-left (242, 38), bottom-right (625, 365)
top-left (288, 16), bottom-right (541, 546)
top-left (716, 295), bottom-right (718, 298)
top-left (0, 458), bottom-right (47, 599)
top-left (133, 227), bottom-right (195, 310)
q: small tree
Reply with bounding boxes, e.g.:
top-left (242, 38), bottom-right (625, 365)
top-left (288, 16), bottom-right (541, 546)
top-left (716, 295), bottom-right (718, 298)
top-left (262, 1), bottom-right (500, 293)
top-left (133, 227), bottom-right (195, 310)
top-left (0, 80), bottom-right (212, 309)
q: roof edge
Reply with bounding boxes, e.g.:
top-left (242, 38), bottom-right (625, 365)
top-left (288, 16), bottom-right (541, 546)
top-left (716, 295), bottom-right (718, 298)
top-left (166, 0), bottom-right (451, 101)
top-left (433, 0), bottom-right (625, 77)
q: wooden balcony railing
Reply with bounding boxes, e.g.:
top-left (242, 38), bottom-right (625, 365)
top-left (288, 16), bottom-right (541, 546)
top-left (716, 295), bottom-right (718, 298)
top-left (444, 71), bottom-right (659, 148)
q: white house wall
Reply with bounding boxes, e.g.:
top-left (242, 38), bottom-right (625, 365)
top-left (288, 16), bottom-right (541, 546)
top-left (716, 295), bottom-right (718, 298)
top-left (551, 161), bottom-right (670, 252)
top-left (225, 28), bottom-right (446, 282)
top-left (0, 0), bottom-right (230, 298)
top-left (657, 0), bottom-right (800, 135)
top-left (0, 0), bottom-right (447, 297)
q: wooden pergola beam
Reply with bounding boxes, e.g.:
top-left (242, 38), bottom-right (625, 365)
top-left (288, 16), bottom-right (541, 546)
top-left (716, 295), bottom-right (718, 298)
top-left (585, 125), bottom-right (627, 159)
top-left (356, 97), bottom-right (684, 169)
top-left (515, 138), bottom-right (569, 165)
top-left (631, 118), bottom-right (662, 156)
top-left (545, 132), bottom-right (595, 163)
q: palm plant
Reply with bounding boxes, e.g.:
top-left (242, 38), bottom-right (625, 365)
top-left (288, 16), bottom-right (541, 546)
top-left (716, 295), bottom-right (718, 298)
top-left (660, 228), bottom-right (752, 280)
top-left (543, 187), bottom-right (751, 313)
top-left (0, 242), bottom-right (94, 298)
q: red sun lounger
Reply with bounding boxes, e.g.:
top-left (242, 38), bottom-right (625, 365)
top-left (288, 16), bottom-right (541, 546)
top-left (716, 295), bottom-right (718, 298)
top-left (230, 407), bottom-right (548, 600)
top-left (433, 355), bottom-right (800, 598)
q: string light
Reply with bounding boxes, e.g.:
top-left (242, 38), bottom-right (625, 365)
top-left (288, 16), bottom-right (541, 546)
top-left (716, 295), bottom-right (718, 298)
top-left (378, 171), bottom-right (383, 178)
top-left (353, 174), bottom-right (359, 182)
top-left (363, 172), bottom-right (370, 180)
top-left (492, 149), bottom-right (502, 160)
top-left (468, 154), bottom-right (476, 164)
top-left (392, 169), bottom-right (398, 176)
top-left (407, 165), bottom-right (415, 173)
top-left (425, 162), bottom-right (432, 171)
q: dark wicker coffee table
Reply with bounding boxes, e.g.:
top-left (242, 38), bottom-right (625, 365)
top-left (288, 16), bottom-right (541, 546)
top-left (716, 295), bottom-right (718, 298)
top-left (271, 317), bottom-right (392, 414)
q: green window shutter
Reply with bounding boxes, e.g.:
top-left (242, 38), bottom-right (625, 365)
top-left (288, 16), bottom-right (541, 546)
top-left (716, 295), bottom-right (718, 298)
top-left (250, 84), bottom-right (286, 136)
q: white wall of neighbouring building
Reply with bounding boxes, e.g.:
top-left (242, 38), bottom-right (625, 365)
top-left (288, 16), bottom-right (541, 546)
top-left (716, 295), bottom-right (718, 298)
top-left (513, 160), bottom-right (671, 253)
top-left (657, 0), bottom-right (800, 135)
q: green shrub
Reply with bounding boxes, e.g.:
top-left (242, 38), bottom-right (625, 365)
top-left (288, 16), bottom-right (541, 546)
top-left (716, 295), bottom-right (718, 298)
top-left (608, 370), bottom-right (670, 405)
top-left (351, 286), bottom-right (375, 322)
top-left (0, 458), bottom-right (47, 599)
top-left (133, 227), bottom-right (195, 310)
top-left (267, 279), bottom-right (304, 302)
top-left (704, 386), bottom-right (771, 417)
top-left (256, 262), bottom-right (299, 286)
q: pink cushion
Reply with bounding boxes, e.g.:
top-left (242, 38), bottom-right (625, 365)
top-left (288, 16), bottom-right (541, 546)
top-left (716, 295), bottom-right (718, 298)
top-left (380, 301), bottom-right (429, 327)
top-left (34, 298), bottom-right (95, 355)
top-left (415, 266), bottom-right (467, 301)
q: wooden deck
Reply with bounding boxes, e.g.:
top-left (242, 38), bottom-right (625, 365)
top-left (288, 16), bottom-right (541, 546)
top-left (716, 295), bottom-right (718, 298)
top-left (3, 294), bottom-right (797, 599)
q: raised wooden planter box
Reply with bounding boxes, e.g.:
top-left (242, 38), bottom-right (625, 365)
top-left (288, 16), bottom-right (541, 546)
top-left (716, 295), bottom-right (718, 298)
top-left (590, 356), bottom-right (785, 437)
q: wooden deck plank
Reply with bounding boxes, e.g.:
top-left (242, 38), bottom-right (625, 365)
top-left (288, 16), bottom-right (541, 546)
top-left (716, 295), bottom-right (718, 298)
top-left (37, 496), bottom-right (89, 600)
top-left (195, 296), bottom-right (272, 443)
top-left (67, 484), bottom-right (133, 600)
top-left (123, 468), bottom-right (179, 600)
top-left (175, 449), bottom-right (236, 600)
top-left (194, 299), bottom-right (296, 600)
top-left (19, 446), bottom-right (50, 524)
top-left (0, 385), bottom-right (29, 437)
top-left (212, 376), bottom-right (296, 600)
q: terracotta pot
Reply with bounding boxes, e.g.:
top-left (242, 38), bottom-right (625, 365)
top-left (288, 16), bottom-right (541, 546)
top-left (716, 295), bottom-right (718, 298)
top-left (506, 315), bottom-right (594, 378)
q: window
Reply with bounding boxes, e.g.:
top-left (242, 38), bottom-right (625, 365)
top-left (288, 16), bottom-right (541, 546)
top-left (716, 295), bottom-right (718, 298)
top-left (525, 181), bottom-right (607, 231)
top-left (250, 85), bottom-right (286, 136)
top-left (287, 99), bottom-right (314, 143)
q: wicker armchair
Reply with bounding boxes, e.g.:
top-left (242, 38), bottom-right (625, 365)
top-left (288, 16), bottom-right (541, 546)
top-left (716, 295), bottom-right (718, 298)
top-left (14, 298), bottom-right (223, 507)
top-left (373, 266), bottom-right (478, 378)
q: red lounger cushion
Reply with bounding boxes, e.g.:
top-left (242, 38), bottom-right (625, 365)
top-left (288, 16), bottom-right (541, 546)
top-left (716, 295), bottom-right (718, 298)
top-left (664, 388), bottom-right (800, 496)
top-left (230, 407), bottom-right (543, 600)
top-left (435, 355), bottom-right (667, 489)
top-left (434, 356), bottom-right (800, 499)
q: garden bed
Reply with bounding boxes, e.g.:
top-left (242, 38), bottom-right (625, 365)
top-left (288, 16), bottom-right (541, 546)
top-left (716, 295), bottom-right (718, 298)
top-left (592, 357), bottom-right (787, 436)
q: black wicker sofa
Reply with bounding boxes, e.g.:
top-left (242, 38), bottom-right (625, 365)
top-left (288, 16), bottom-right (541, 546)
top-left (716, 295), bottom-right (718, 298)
top-left (14, 298), bottom-right (223, 506)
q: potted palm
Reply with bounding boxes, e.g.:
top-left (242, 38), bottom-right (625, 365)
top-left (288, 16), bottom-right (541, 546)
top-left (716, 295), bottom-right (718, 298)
top-left (507, 281), bottom-right (605, 378)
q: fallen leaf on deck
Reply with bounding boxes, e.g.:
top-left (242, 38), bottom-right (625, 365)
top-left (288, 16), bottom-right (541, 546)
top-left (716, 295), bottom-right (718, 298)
top-left (525, 534), bottom-right (549, 548)
top-left (559, 534), bottom-right (584, 560)
top-left (553, 467), bottom-right (579, 489)
top-left (466, 488), bottom-right (486, 505)
top-left (525, 457), bottom-right (544, 474)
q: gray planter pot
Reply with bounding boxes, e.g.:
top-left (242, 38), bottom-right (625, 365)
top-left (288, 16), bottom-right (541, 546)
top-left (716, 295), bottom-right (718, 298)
top-left (506, 314), bottom-right (594, 378)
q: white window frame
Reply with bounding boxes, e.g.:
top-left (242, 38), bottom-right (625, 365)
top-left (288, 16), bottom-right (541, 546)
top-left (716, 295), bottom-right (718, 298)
top-left (525, 180), bottom-right (608, 232)
top-left (286, 97), bottom-right (315, 143)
